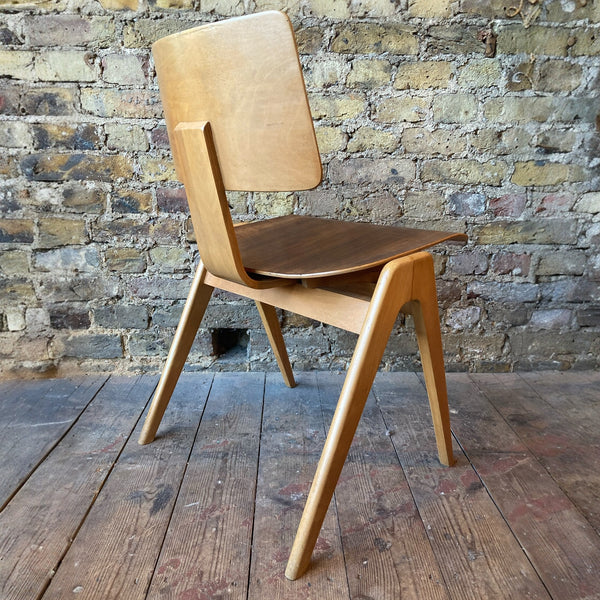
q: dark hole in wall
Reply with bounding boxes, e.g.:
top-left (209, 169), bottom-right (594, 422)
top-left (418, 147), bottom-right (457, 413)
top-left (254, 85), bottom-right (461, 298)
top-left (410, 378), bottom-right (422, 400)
top-left (211, 328), bottom-right (249, 358)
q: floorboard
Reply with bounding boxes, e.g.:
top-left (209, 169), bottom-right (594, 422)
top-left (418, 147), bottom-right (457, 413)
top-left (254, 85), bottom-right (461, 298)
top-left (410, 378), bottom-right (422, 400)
top-left (1, 371), bottom-right (599, 600)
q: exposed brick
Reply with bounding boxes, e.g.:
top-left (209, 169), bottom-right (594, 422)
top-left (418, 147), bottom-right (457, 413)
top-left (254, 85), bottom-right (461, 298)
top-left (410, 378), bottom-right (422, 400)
top-left (148, 246), bottom-right (189, 272)
top-left (448, 252), bottom-right (488, 275)
top-left (0, 219), bottom-right (34, 243)
top-left (394, 61), bottom-right (453, 89)
top-left (20, 87), bottom-right (77, 116)
top-left (408, 0), bottom-right (455, 17)
top-left (489, 194), bottom-right (527, 217)
top-left (458, 59), bottom-right (502, 88)
top-left (433, 93), bottom-right (479, 124)
top-left (535, 60), bottom-right (582, 92)
top-left (422, 159), bottom-right (507, 186)
top-left (448, 192), bottom-right (486, 216)
top-left (0, 86), bottom-right (20, 115)
top-left (475, 220), bottom-right (579, 245)
top-left (157, 187), bottom-right (187, 213)
top-left (305, 58), bottom-right (348, 89)
top-left (575, 192), bottom-right (600, 214)
top-left (497, 24), bottom-right (573, 57)
top-left (101, 54), bottom-right (146, 86)
top-left (34, 247), bottom-right (100, 272)
top-left (315, 125), bottom-right (348, 153)
top-left (0, 121), bottom-right (33, 148)
top-left (491, 252), bottom-right (531, 276)
top-left (402, 128), bottom-right (466, 155)
top-left (426, 25), bottom-right (484, 54)
top-left (331, 23), bottom-right (419, 55)
top-left (296, 27), bottom-right (324, 54)
top-left (122, 19), bottom-right (197, 48)
top-left (347, 59), bottom-right (391, 88)
top-left (49, 307), bottom-right (91, 329)
top-left (0, 250), bottom-right (29, 275)
top-left (21, 153), bottom-right (134, 182)
top-left (309, 93), bottom-right (367, 120)
top-left (328, 157), bottom-right (415, 186)
top-left (58, 333), bottom-right (123, 359)
top-left (512, 161), bottom-right (586, 186)
top-left (0, 50), bottom-right (35, 80)
top-left (80, 88), bottom-right (162, 118)
top-left (23, 16), bottom-right (115, 47)
top-left (32, 123), bottom-right (101, 151)
top-left (36, 51), bottom-right (97, 82)
top-left (38, 218), bottom-right (88, 248)
top-left (253, 192), bottom-right (296, 217)
top-left (404, 191), bottom-right (445, 219)
top-left (105, 247), bottom-right (146, 273)
top-left (94, 304), bottom-right (149, 329)
top-left (347, 126), bottom-right (398, 153)
top-left (534, 130), bottom-right (576, 154)
top-left (105, 123), bottom-right (149, 151)
top-left (536, 251), bottom-right (587, 276)
top-left (374, 96), bottom-right (429, 123)
top-left (62, 183), bottom-right (106, 213)
top-left (535, 193), bottom-right (576, 213)
top-left (112, 189), bottom-right (152, 213)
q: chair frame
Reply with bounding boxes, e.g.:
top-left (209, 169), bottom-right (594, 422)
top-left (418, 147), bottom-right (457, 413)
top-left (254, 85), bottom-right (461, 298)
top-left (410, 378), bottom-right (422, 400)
top-left (139, 12), bottom-right (464, 580)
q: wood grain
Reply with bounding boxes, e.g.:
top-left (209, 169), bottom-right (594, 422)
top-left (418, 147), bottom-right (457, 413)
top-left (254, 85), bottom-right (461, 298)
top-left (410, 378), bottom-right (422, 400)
top-left (0, 376), bottom-right (106, 510)
top-left (248, 372), bottom-right (348, 600)
top-left (318, 373), bottom-right (450, 600)
top-left (0, 375), bottom-right (158, 600)
top-left (42, 374), bottom-right (213, 600)
top-left (146, 372), bottom-right (264, 600)
top-left (374, 372), bottom-right (551, 600)
top-left (449, 373), bottom-right (600, 600)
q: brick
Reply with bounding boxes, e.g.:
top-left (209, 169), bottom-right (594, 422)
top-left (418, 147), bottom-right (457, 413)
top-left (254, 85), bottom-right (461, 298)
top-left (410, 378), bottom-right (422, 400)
top-left (448, 192), bottom-right (486, 216)
top-left (149, 0), bottom-right (194, 9)
top-left (101, 54), bottom-right (146, 86)
top-left (58, 333), bottom-right (123, 359)
top-left (5, 308), bottom-right (25, 332)
top-left (448, 252), bottom-right (488, 275)
top-left (0, 250), bottom-right (29, 275)
top-left (122, 19), bottom-right (196, 48)
top-left (0, 86), bottom-right (20, 115)
top-left (433, 93), bottom-right (479, 123)
top-left (127, 330), bottom-right (170, 357)
top-left (36, 51), bottom-right (97, 82)
top-left (296, 27), bottom-right (324, 54)
top-left (468, 281), bottom-right (539, 303)
top-left (308, 93), bottom-right (366, 120)
top-left (512, 161), bottom-right (586, 186)
top-left (347, 59), bottom-right (391, 88)
top-left (23, 15), bottom-right (115, 47)
top-left (32, 123), bottom-right (101, 151)
top-left (308, 0), bottom-right (350, 18)
top-left (534, 130), bottom-right (576, 154)
top-left (157, 187), bottom-right (187, 213)
top-left (298, 189), bottom-right (342, 217)
top-left (105, 247), bottom-right (146, 272)
top-left (0, 219), bottom-right (34, 243)
top-left (138, 156), bottom-right (177, 183)
top-left (348, 0), bottom-right (397, 17)
top-left (331, 23), bottom-right (419, 55)
top-left (105, 123), bottom-right (149, 151)
top-left (534, 60), bottom-right (582, 92)
top-left (151, 303), bottom-right (184, 327)
top-left (344, 191), bottom-right (401, 222)
top-left (38, 218), bottom-right (88, 248)
top-left (421, 159), bottom-right (507, 186)
top-left (404, 191), bottom-right (445, 219)
top-left (457, 59), bottom-right (502, 88)
top-left (97, 0), bottom-right (139, 10)
top-left (0, 50), bottom-right (35, 80)
top-left (37, 276), bottom-right (119, 303)
top-left (0, 278), bottom-right (36, 303)
top-left (112, 189), bottom-right (152, 213)
top-left (374, 96), bottom-right (429, 123)
top-left (484, 97), bottom-right (553, 123)
top-left (507, 61), bottom-right (534, 92)
top-left (426, 25), bottom-right (483, 54)
top-left (149, 246), bottom-right (189, 272)
top-left (34, 247), bottom-right (100, 272)
top-left (489, 193), bottom-right (527, 217)
top-left (0, 121), bottom-right (33, 148)
top-left (49, 307), bottom-right (91, 330)
top-left (62, 183), bottom-right (106, 213)
top-left (459, 0), bottom-right (514, 19)
top-left (0, 155), bottom-right (19, 178)
top-left (445, 306), bottom-right (481, 331)
top-left (21, 87), bottom-right (77, 116)
top-left (151, 126), bottom-right (170, 149)
top-left (149, 219), bottom-right (181, 244)
top-left (402, 128), bottom-right (466, 155)
top-left (469, 128), bottom-right (532, 155)
top-left (571, 28), bottom-right (600, 56)
top-left (491, 252), bottom-right (531, 276)
top-left (577, 308), bottom-right (600, 327)
top-left (394, 61), bottom-right (453, 89)
top-left (347, 126), bottom-right (398, 153)
top-left (536, 251), bottom-right (586, 276)
top-left (575, 192), bottom-right (600, 214)
top-left (93, 219), bottom-right (152, 243)
top-left (305, 58), bottom-right (347, 89)
top-left (539, 279), bottom-right (599, 303)
top-left (546, 0), bottom-right (600, 22)
top-left (80, 88), bottom-right (162, 118)
top-left (254, 192), bottom-right (296, 217)
top-left (94, 304), bottom-right (148, 329)
top-left (475, 219), bottom-right (579, 245)
top-left (315, 125), bottom-right (347, 153)
top-left (328, 157), bottom-right (415, 186)
top-left (535, 193), bottom-right (576, 213)
top-left (408, 0), bottom-right (454, 17)
top-left (497, 24), bottom-right (573, 57)
top-left (21, 153), bottom-right (134, 182)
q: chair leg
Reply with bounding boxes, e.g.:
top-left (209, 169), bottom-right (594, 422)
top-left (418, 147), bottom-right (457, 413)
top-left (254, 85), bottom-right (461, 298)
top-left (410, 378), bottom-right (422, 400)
top-left (138, 263), bottom-right (214, 445)
top-left (285, 255), bottom-right (415, 580)
top-left (255, 301), bottom-right (296, 388)
top-left (410, 255), bottom-right (454, 467)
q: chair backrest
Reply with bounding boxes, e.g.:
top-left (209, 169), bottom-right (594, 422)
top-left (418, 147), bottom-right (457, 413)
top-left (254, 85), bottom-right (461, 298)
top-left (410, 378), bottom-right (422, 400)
top-left (152, 11), bottom-right (322, 192)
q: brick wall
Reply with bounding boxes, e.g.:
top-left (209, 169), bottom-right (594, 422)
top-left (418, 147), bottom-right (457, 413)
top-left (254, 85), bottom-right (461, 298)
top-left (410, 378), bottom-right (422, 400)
top-left (0, 0), bottom-right (599, 377)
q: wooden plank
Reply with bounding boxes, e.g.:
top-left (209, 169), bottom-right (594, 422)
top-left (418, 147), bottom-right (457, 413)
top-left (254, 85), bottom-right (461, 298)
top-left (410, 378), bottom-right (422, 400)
top-left (373, 372), bottom-right (550, 600)
top-left (0, 375), bottom-right (157, 600)
top-left (247, 372), bottom-right (349, 600)
top-left (471, 372), bottom-right (600, 534)
top-left (450, 373), bottom-right (600, 600)
top-left (145, 372), bottom-right (264, 600)
top-left (0, 376), bottom-right (107, 510)
top-left (317, 372), bottom-right (450, 600)
top-left (40, 373), bottom-right (213, 600)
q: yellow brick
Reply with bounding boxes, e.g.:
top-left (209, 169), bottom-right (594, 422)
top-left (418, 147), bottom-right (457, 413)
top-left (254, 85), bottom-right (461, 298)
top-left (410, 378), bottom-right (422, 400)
top-left (394, 61), bottom-right (453, 89)
top-left (347, 126), bottom-right (398, 153)
top-left (374, 97), bottom-right (429, 123)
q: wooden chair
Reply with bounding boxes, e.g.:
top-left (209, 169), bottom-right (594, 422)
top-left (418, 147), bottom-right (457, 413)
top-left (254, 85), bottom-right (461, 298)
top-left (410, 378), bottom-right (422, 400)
top-left (139, 11), bottom-right (467, 580)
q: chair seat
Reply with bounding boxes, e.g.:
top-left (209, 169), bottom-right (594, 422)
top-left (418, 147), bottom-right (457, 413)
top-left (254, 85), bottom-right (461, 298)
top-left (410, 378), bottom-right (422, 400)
top-left (236, 215), bottom-right (467, 279)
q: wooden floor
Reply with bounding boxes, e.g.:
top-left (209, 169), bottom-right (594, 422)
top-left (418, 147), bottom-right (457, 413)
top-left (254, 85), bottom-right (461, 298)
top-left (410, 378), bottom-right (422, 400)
top-left (1, 371), bottom-right (600, 600)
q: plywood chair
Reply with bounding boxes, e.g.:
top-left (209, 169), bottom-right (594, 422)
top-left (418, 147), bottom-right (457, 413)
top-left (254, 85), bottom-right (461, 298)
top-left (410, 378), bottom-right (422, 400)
top-left (139, 11), bottom-right (467, 580)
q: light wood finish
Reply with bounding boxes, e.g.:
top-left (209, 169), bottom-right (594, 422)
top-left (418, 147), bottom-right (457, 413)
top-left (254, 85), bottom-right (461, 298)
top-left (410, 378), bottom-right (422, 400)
top-left (152, 11), bottom-right (321, 191)
top-left (141, 10), bottom-right (466, 578)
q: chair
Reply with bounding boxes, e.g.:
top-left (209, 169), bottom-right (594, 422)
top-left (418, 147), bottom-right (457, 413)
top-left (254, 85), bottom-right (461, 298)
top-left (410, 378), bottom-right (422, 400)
top-left (139, 11), bottom-right (467, 580)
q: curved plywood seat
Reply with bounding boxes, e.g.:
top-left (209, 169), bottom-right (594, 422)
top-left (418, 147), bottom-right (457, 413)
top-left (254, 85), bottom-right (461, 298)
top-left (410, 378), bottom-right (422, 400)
top-left (237, 215), bottom-right (467, 279)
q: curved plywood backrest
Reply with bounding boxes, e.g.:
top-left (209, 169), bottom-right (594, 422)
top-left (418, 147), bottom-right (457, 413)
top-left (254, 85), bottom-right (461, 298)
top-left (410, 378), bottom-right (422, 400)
top-left (152, 11), bottom-right (322, 192)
